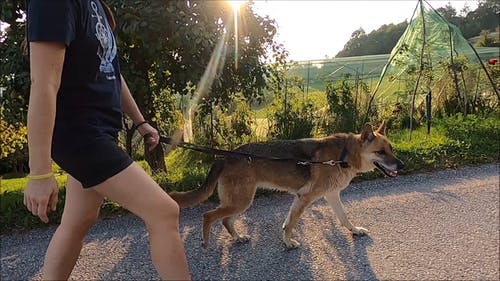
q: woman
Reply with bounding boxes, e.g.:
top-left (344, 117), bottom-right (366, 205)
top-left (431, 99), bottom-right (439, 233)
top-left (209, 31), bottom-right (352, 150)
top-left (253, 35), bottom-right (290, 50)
top-left (23, 0), bottom-right (191, 279)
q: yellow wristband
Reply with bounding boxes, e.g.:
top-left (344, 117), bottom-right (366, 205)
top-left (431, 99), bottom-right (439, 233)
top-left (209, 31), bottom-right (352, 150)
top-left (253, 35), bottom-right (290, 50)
top-left (27, 172), bottom-right (54, 180)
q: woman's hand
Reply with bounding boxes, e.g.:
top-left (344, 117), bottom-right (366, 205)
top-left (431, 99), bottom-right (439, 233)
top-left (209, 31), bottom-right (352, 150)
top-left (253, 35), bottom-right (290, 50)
top-left (137, 123), bottom-right (160, 151)
top-left (24, 177), bottom-right (59, 223)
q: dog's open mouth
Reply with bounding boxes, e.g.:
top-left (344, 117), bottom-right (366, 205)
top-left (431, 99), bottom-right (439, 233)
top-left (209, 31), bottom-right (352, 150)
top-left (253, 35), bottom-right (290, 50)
top-left (374, 162), bottom-right (398, 178)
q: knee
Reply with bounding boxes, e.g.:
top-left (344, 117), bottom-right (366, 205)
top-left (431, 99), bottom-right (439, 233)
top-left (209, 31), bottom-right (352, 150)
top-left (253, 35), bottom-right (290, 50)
top-left (143, 196), bottom-right (180, 229)
top-left (60, 211), bottom-right (99, 236)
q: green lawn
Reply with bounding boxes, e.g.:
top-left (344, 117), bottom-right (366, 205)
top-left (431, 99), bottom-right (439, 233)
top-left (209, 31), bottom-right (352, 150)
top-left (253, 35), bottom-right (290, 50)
top-left (1, 174), bottom-right (67, 193)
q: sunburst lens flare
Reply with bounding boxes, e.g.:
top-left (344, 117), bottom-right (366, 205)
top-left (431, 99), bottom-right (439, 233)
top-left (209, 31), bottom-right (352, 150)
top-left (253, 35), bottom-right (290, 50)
top-left (228, 0), bottom-right (244, 10)
top-left (227, 0), bottom-right (243, 71)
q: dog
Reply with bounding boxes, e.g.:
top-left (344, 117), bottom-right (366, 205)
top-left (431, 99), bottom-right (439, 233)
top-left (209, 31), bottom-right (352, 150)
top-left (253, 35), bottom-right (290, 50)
top-left (169, 121), bottom-right (404, 248)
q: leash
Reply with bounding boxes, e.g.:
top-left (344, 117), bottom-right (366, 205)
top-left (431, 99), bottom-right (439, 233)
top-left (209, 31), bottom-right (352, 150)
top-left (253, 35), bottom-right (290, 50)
top-left (154, 135), bottom-right (349, 168)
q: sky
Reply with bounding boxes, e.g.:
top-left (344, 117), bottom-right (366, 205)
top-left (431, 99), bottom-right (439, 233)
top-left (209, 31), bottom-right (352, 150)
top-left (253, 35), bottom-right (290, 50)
top-left (252, 0), bottom-right (479, 61)
top-left (1, 0), bottom-right (479, 61)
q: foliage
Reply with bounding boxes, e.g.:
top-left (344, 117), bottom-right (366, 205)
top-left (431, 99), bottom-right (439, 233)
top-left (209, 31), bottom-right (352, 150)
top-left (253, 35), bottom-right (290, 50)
top-left (454, 0), bottom-right (500, 39)
top-left (336, 0), bottom-right (499, 58)
top-left (336, 22), bottom-right (408, 57)
top-left (267, 92), bottom-right (317, 140)
top-left (264, 60), bottom-right (317, 140)
top-left (437, 113), bottom-right (500, 160)
top-left (192, 95), bottom-right (256, 150)
top-left (319, 75), bottom-right (358, 134)
top-left (153, 149), bottom-right (210, 193)
top-left (0, 119), bottom-right (28, 173)
top-left (0, 0), bottom-right (284, 173)
top-left (0, 11), bottom-right (30, 125)
top-left (0, 172), bottom-right (65, 232)
top-left (2, 116), bottom-right (499, 233)
top-left (108, 0), bottom-right (283, 170)
top-left (224, 98), bottom-right (256, 147)
top-left (474, 30), bottom-right (499, 47)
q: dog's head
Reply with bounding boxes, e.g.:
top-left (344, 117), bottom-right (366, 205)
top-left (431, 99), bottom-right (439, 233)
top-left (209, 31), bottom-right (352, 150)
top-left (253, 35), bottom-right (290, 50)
top-left (357, 121), bottom-right (404, 177)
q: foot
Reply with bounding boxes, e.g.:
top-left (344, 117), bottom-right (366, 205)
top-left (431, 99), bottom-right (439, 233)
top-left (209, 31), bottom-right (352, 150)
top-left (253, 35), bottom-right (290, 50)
top-left (283, 238), bottom-right (301, 249)
top-left (202, 236), bottom-right (211, 248)
top-left (234, 235), bottom-right (251, 243)
top-left (350, 226), bottom-right (369, 235)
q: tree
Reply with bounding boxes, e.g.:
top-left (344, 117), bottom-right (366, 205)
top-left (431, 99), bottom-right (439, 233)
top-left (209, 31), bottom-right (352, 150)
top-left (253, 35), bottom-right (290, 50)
top-left (335, 22), bottom-right (407, 57)
top-left (459, 0), bottom-right (499, 38)
top-left (107, 0), bottom-right (282, 171)
top-left (335, 1), bottom-right (499, 58)
top-left (0, 0), bottom-right (29, 125)
top-left (436, 3), bottom-right (457, 21)
top-left (1, 0), bottom-right (284, 173)
top-left (1, 1), bottom-right (30, 173)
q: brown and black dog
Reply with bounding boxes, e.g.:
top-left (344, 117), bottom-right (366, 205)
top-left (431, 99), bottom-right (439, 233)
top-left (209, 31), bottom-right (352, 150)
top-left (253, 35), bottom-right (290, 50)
top-left (170, 122), bottom-right (404, 248)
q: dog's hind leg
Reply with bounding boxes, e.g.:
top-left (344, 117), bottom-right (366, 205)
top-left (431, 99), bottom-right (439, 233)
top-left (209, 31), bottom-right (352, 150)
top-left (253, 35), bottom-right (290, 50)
top-left (324, 189), bottom-right (368, 235)
top-left (222, 216), bottom-right (250, 243)
top-left (282, 195), bottom-right (315, 249)
top-left (202, 207), bottom-right (238, 248)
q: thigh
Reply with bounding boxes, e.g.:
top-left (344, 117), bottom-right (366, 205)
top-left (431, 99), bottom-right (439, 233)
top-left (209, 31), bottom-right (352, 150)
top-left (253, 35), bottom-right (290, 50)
top-left (60, 175), bottom-right (105, 228)
top-left (92, 162), bottom-right (178, 222)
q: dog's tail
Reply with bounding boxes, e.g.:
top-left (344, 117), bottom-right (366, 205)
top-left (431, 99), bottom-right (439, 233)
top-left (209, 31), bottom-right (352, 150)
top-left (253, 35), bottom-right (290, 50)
top-left (169, 160), bottom-right (224, 208)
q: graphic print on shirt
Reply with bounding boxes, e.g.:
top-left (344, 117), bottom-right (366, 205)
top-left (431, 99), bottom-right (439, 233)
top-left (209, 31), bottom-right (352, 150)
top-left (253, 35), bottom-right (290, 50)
top-left (90, 1), bottom-right (117, 80)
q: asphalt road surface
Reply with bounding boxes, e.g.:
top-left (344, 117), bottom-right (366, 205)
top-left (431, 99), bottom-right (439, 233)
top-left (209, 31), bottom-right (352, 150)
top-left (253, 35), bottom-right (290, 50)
top-left (1, 163), bottom-right (499, 280)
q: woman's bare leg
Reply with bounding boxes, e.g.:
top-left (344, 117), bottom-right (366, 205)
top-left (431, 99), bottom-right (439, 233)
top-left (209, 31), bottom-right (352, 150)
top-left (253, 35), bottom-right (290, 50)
top-left (42, 175), bottom-right (104, 279)
top-left (93, 162), bottom-right (190, 280)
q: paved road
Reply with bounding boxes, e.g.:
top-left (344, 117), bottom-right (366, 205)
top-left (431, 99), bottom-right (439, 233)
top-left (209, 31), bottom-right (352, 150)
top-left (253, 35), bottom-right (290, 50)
top-left (1, 164), bottom-right (499, 280)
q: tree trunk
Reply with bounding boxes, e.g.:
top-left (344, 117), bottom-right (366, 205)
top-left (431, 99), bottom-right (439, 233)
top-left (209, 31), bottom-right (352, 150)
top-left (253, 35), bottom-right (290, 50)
top-left (125, 128), bottom-right (134, 156)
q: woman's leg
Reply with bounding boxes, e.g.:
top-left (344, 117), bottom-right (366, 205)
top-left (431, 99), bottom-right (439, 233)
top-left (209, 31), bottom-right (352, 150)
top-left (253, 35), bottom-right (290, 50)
top-left (42, 175), bottom-right (104, 279)
top-left (92, 162), bottom-right (190, 280)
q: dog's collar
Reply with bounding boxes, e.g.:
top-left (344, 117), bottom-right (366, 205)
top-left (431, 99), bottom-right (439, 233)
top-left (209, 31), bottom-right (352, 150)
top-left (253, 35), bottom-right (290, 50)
top-left (338, 146), bottom-right (349, 168)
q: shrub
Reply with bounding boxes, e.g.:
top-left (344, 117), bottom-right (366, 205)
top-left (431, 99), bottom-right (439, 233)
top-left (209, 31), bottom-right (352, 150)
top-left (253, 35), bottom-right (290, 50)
top-left (267, 94), bottom-right (317, 140)
top-left (0, 120), bottom-right (28, 174)
top-left (437, 114), bottom-right (500, 162)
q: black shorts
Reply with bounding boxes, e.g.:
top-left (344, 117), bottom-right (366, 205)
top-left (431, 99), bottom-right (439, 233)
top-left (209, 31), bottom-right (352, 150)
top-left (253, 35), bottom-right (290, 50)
top-left (52, 137), bottom-right (133, 188)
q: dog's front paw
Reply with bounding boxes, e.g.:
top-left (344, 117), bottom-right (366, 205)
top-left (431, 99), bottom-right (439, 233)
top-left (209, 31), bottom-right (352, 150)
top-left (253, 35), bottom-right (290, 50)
top-left (234, 235), bottom-right (251, 243)
top-left (283, 238), bottom-right (301, 249)
top-left (350, 226), bottom-right (369, 235)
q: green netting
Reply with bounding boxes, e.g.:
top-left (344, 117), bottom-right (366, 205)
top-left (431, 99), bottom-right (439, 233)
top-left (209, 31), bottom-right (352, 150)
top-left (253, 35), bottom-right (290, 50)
top-left (369, 0), bottom-right (498, 114)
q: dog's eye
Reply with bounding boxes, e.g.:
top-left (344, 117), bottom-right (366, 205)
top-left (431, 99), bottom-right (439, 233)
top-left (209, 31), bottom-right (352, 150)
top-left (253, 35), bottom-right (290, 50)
top-left (375, 150), bottom-right (386, 155)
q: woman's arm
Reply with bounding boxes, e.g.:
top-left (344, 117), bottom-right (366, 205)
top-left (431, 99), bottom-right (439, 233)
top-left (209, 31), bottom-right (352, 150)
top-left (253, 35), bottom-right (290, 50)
top-left (27, 42), bottom-right (64, 173)
top-left (24, 42), bottom-right (65, 223)
top-left (120, 75), bottom-right (159, 150)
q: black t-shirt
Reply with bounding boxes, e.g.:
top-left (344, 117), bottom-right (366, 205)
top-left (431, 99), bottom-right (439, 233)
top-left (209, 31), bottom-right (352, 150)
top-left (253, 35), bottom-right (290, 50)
top-left (27, 0), bottom-right (123, 141)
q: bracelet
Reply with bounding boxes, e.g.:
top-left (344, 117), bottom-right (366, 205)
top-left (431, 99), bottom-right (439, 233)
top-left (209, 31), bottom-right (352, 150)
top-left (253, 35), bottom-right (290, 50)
top-left (27, 172), bottom-right (54, 180)
top-left (133, 120), bottom-right (148, 130)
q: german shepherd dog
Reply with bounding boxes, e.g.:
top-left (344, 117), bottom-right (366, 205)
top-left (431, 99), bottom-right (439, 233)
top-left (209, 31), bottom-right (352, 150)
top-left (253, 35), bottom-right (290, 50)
top-left (170, 122), bottom-right (404, 248)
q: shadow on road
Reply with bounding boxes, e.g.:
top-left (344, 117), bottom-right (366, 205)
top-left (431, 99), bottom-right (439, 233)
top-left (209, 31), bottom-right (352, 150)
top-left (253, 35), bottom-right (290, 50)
top-left (3, 164), bottom-right (496, 280)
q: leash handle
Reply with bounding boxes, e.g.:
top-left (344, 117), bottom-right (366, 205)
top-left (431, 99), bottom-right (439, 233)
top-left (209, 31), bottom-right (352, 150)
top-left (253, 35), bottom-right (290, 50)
top-left (143, 134), bottom-right (172, 144)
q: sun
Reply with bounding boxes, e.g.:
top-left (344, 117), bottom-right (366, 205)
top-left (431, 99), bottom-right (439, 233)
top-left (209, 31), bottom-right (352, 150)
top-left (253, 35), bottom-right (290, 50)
top-left (228, 0), bottom-right (244, 10)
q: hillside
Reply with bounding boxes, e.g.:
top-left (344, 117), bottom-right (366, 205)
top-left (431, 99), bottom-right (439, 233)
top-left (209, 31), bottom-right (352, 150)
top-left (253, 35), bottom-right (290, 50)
top-left (289, 47), bottom-right (498, 92)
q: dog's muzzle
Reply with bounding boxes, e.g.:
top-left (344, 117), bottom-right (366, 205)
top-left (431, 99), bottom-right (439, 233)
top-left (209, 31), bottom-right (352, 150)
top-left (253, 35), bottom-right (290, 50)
top-left (373, 159), bottom-right (404, 178)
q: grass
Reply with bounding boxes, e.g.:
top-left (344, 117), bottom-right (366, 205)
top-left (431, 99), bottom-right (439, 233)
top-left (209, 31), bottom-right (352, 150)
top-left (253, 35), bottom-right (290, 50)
top-left (1, 115), bottom-right (498, 233)
top-left (1, 162), bottom-right (67, 193)
top-left (1, 174), bottom-right (67, 193)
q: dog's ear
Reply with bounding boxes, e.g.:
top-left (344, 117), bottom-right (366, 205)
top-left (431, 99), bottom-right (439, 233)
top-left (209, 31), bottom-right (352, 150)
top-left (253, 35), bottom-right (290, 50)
top-left (376, 120), bottom-right (386, 135)
top-left (361, 123), bottom-right (375, 142)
